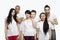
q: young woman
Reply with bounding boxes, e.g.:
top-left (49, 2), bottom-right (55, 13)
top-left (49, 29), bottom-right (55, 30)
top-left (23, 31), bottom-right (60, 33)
top-left (37, 12), bottom-right (52, 40)
top-left (5, 8), bottom-right (20, 40)
top-left (20, 10), bottom-right (36, 40)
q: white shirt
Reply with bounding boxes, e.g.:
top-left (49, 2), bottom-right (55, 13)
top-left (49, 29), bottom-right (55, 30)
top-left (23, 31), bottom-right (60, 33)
top-left (17, 13), bottom-right (25, 18)
top-left (37, 21), bottom-right (52, 40)
top-left (7, 18), bottom-right (18, 36)
top-left (48, 13), bottom-right (57, 29)
top-left (20, 19), bottom-right (36, 36)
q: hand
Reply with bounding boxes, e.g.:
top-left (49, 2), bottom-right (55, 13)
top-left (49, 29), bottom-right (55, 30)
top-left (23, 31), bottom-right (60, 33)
top-left (49, 39), bottom-right (51, 40)
top-left (5, 36), bottom-right (8, 40)
top-left (49, 37), bottom-right (51, 40)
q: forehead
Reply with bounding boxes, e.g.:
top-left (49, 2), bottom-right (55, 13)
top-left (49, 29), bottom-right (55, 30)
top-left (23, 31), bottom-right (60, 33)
top-left (15, 6), bottom-right (20, 9)
top-left (12, 10), bottom-right (15, 12)
top-left (41, 14), bottom-right (45, 16)
top-left (31, 12), bottom-right (36, 14)
top-left (45, 7), bottom-right (50, 9)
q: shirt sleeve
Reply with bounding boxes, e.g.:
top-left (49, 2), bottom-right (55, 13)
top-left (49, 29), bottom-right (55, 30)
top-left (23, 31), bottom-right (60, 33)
top-left (51, 14), bottom-right (57, 20)
top-left (49, 22), bottom-right (53, 28)
top-left (17, 13), bottom-right (24, 18)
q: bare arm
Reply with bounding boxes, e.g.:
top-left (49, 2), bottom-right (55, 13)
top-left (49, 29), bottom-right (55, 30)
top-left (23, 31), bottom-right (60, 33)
top-left (36, 28), bottom-right (40, 39)
top-left (49, 28), bottom-right (52, 40)
top-left (5, 18), bottom-right (8, 39)
top-left (50, 18), bottom-right (58, 25)
top-left (16, 17), bottom-right (23, 24)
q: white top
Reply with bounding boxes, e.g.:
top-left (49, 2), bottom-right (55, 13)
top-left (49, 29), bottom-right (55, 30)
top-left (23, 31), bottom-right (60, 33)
top-left (7, 18), bottom-right (18, 36)
top-left (37, 21), bottom-right (52, 40)
top-left (48, 13), bottom-right (56, 29)
top-left (20, 19), bottom-right (36, 36)
top-left (17, 13), bottom-right (25, 18)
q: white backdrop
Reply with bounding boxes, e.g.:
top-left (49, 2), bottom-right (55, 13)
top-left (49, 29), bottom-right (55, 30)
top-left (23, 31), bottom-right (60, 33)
top-left (0, 0), bottom-right (60, 40)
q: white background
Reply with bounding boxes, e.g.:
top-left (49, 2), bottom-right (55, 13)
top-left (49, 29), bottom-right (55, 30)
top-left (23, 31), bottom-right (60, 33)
top-left (0, 0), bottom-right (60, 40)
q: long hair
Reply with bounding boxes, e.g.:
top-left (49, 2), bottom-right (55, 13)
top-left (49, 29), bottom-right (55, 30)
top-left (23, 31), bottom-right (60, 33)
top-left (40, 12), bottom-right (49, 35)
top-left (7, 8), bottom-right (18, 25)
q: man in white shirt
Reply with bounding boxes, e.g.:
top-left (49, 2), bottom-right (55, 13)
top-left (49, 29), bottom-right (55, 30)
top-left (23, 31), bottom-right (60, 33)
top-left (31, 10), bottom-right (37, 40)
top-left (44, 5), bottom-right (58, 40)
top-left (15, 5), bottom-right (24, 24)
top-left (15, 5), bottom-right (24, 40)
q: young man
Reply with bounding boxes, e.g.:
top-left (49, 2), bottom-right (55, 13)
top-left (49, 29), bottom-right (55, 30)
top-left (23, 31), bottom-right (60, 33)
top-left (31, 10), bottom-right (38, 40)
top-left (15, 5), bottom-right (24, 40)
top-left (15, 5), bottom-right (24, 24)
top-left (31, 10), bottom-right (36, 20)
top-left (44, 5), bottom-right (58, 40)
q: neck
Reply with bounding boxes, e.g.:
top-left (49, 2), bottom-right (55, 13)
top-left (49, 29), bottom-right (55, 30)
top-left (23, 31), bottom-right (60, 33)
top-left (26, 17), bottom-right (31, 20)
top-left (46, 12), bottom-right (50, 18)
top-left (31, 17), bottom-right (35, 19)
top-left (41, 19), bottom-right (45, 21)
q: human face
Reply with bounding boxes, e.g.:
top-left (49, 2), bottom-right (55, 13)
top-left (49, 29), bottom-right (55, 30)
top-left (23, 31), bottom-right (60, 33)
top-left (11, 10), bottom-right (15, 16)
top-left (40, 14), bottom-right (46, 21)
top-left (15, 7), bottom-right (20, 13)
top-left (25, 13), bottom-right (31, 18)
top-left (44, 7), bottom-right (50, 15)
top-left (31, 12), bottom-right (36, 19)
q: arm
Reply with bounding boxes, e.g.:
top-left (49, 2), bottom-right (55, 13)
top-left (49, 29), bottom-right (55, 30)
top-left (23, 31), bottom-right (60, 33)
top-left (16, 17), bottom-right (23, 24)
top-left (17, 24), bottom-right (21, 37)
top-left (32, 20), bottom-right (37, 40)
top-left (5, 18), bottom-right (8, 39)
top-left (50, 18), bottom-right (58, 25)
top-left (36, 28), bottom-right (40, 39)
top-left (49, 28), bottom-right (52, 40)
top-left (17, 23), bottom-right (24, 40)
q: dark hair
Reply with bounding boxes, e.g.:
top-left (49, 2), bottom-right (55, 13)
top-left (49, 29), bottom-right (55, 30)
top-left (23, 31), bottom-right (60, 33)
top-left (7, 8), bottom-right (18, 25)
top-left (40, 12), bottom-right (49, 35)
top-left (31, 10), bottom-right (36, 13)
top-left (44, 5), bottom-right (50, 9)
top-left (25, 10), bottom-right (31, 14)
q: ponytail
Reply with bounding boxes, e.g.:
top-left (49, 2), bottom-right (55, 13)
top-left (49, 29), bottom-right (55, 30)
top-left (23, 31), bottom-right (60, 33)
top-left (43, 15), bottom-right (49, 35)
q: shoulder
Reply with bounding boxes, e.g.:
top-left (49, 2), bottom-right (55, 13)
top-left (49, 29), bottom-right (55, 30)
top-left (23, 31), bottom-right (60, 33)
top-left (50, 13), bottom-right (57, 19)
top-left (5, 18), bottom-right (7, 22)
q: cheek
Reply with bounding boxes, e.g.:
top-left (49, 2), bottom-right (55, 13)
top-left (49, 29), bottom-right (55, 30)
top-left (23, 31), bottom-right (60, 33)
top-left (41, 16), bottom-right (45, 19)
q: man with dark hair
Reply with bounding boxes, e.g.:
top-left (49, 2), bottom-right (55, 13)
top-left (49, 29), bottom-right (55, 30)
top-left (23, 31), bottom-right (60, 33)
top-left (31, 10), bottom-right (36, 19)
top-left (31, 10), bottom-right (38, 40)
top-left (44, 5), bottom-right (58, 40)
top-left (15, 5), bottom-right (20, 14)
top-left (15, 5), bottom-right (24, 24)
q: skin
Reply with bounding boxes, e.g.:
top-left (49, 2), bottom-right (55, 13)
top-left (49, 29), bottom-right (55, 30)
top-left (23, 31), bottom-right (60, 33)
top-left (15, 6), bottom-right (20, 14)
top-left (44, 7), bottom-right (58, 25)
top-left (25, 13), bottom-right (31, 19)
top-left (31, 12), bottom-right (36, 19)
top-left (5, 10), bottom-right (21, 40)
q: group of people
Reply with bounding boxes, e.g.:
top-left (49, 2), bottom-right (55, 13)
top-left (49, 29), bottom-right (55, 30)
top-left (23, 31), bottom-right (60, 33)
top-left (5, 5), bottom-right (58, 40)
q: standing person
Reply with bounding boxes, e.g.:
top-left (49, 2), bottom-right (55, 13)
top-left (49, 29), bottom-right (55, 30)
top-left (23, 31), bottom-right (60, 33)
top-left (5, 8), bottom-right (20, 40)
top-left (15, 5), bottom-right (24, 24)
top-left (37, 12), bottom-right (52, 40)
top-left (44, 5), bottom-right (58, 40)
top-left (20, 10), bottom-right (36, 40)
top-left (31, 10), bottom-right (37, 40)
